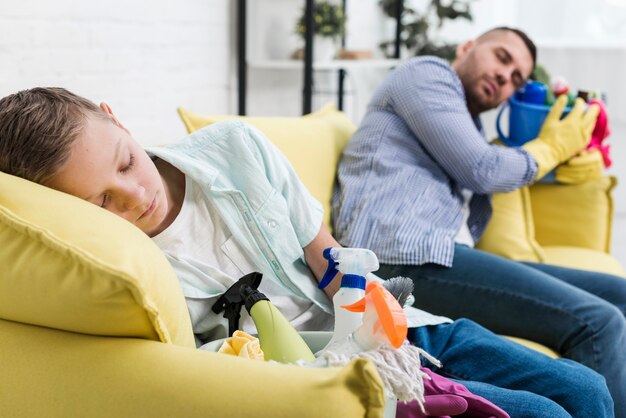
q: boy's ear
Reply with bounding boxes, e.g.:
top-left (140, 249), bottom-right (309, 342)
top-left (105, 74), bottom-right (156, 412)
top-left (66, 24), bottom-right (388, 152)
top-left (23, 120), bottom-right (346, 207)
top-left (99, 102), bottom-right (130, 134)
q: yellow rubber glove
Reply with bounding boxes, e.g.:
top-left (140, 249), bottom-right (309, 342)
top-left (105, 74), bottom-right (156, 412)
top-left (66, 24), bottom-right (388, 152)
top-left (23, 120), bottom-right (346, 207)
top-left (554, 148), bottom-right (604, 184)
top-left (523, 95), bottom-right (600, 180)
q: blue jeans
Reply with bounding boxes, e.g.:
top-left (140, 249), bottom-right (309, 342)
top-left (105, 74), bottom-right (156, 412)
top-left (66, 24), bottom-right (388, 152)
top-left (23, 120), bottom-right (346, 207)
top-left (411, 319), bottom-right (614, 418)
top-left (379, 244), bottom-right (626, 417)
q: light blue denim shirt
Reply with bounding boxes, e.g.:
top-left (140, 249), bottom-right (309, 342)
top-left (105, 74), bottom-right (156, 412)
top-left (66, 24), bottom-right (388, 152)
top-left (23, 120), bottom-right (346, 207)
top-left (333, 57), bottom-right (538, 267)
top-left (148, 121), bottom-right (450, 341)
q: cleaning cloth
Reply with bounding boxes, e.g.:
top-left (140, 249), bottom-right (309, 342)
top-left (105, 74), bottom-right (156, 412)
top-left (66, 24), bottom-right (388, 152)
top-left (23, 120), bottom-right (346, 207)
top-left (218, 330), bottom-right (264, 360)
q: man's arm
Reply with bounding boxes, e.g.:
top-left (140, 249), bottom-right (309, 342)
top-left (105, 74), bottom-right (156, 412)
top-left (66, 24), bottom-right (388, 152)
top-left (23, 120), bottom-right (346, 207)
top-left (386, 58), bottom-right (536, 193)
top-left (303, 223), bottom-right (342, 300)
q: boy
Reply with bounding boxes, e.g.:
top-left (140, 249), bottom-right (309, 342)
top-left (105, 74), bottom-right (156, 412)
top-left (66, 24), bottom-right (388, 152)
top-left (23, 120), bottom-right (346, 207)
top-left (0, 88), bottom-right (614, 418)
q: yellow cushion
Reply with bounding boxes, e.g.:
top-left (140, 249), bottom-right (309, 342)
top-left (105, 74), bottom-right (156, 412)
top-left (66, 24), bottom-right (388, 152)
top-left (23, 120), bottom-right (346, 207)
top-left (0, 172), bottom-right (195, 348)
top-left (1, 319), bottom-right (385, 417)
top-left (529, 176), bottom-right (616, 253)
top-left (504, 336), bottom-right (559, 358)
top-left (542, 246), bottom-right (626, 277)
top-left (177, 103), bottom-right (356, 229)
top-left (477, 187), bottom-right (545, 262)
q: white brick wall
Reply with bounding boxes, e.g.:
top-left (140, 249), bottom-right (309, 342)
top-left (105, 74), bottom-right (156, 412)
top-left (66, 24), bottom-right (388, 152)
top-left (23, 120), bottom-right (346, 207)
top-left (0, 0), bottom-right (233, 147)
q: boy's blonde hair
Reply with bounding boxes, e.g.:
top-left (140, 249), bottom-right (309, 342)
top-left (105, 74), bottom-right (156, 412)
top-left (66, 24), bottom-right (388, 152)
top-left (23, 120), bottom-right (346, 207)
top-left (0, 87), bottom-right (107, 184)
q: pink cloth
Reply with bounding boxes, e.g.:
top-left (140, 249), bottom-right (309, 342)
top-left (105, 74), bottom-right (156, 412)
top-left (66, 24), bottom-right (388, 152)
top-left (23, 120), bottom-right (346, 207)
top-left (586, 99), bottom-right (612, 168)
top-left (396, 367), bottom-right (510, 418)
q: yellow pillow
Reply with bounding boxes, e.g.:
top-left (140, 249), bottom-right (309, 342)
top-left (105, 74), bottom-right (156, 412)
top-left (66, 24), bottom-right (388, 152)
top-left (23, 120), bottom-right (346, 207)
top-left (0, 172), bottom-right (195, 348)
top-left (476, 187), bottom-right (546, 262)
top-left (530, 176), bottom-right (616, 253)
top-left (177, 103), bottom-right (356, 229)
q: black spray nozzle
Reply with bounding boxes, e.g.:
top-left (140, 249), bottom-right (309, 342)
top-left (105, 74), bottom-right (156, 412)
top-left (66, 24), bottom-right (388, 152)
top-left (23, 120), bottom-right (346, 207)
top-left (241, 285), bottom-right (269, 313)
top-left (211, 272), bottom-right (264, 337)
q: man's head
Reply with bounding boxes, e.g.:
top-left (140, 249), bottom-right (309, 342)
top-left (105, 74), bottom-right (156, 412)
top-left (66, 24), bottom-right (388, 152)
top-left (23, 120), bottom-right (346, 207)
top-left (452, 27), bottom-right (536, 116)
top-left (0, 87), bottom-right (174, 237)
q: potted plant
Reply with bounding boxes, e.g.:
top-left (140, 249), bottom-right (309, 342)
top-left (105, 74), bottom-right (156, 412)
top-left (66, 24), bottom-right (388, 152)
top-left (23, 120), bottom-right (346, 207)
top-left (379, 0), bottom-right (473, 61)
top-left (296, 1), bottom-right (346, 61)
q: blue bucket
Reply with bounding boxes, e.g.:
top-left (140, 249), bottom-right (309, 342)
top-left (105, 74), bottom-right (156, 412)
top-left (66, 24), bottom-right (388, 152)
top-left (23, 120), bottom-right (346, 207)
top-left (496, 91), bottom-right (571, 147)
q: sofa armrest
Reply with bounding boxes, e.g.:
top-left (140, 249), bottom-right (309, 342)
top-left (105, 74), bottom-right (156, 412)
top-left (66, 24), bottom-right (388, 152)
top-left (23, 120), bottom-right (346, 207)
top-left (529, 176), bottom-right (617, 253)
top-left (0, 319), bottom-right (385, 418)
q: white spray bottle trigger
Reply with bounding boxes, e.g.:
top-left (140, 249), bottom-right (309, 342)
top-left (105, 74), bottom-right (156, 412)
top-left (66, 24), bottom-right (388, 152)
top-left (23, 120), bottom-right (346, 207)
top-left (328, 247), bottom-right (379, 278)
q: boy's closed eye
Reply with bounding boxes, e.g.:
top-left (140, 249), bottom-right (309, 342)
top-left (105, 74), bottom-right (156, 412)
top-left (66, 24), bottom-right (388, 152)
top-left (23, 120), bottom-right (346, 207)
top-left (99, 153), bottom-right (135, 208)
top-left (120, 153), bottom-right (135, 174)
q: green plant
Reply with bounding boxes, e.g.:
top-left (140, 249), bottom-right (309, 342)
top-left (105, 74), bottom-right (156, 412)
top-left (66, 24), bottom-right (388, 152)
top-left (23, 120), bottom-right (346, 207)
top-left (296, 1), bottom-right (346, 39)
top-left (379, 0), bottom-right (473, 61)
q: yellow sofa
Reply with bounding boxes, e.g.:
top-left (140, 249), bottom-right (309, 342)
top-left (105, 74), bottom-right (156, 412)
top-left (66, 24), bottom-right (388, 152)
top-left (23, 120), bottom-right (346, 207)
top-left (477, 173), bottom-right (623, 277)
top-left (178, 104), bottom-right (625, 358)
top-left (0, 171), bottom-right (385, 416)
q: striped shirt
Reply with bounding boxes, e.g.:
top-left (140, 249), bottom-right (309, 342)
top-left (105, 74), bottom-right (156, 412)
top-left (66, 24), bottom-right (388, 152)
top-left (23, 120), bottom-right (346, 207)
top-left (332, 57), bottom-right (538, 267)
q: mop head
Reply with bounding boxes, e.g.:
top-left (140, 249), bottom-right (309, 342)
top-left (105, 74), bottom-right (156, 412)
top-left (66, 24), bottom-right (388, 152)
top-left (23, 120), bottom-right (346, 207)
top-left (316, 340), bottom-right (441, 409)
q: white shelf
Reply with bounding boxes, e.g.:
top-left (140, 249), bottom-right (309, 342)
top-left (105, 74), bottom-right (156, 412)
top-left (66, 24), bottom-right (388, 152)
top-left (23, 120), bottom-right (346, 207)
top-left (248, 59), bottom-right (401, 71)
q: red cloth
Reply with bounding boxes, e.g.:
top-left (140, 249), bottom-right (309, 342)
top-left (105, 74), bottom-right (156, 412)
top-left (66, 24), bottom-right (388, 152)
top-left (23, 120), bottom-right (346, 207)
top-left (586, 99), bottom-right (612, 168)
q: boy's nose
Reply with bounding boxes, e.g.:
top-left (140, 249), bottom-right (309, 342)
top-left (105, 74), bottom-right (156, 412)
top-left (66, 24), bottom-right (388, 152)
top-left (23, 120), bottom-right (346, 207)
top-left (116, 186), bottom-right (145, 211)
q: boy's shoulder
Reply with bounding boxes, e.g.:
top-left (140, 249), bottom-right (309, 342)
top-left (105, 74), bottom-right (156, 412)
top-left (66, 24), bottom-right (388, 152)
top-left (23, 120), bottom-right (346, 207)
top-left (192, 119), bottom-right (254, 141)
top-left (173, 120), bottom-right (264, 151)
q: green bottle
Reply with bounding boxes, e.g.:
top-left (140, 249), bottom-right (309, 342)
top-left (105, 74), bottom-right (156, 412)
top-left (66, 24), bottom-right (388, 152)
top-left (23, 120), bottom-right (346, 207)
top-left (241, 285), bottom-right (315, 363)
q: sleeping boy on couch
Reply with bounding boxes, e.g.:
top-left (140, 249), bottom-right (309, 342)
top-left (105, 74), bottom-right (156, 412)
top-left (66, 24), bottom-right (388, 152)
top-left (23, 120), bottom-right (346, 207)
top-left (0, 87), bottom-right (614, 418)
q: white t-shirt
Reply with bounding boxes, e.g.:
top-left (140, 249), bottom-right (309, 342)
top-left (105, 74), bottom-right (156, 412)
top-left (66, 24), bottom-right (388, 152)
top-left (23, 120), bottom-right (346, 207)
top-left (454, 189), bottom-right (475, 247)
top-left (152, 175), bottom-right (333, 338)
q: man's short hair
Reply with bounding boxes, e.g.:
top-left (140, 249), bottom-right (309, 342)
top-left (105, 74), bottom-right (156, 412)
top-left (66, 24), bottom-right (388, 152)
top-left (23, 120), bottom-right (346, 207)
top-left (479, 26), bottom-right (537, 69)
top-left (0, 87), bottom-right (106, 184)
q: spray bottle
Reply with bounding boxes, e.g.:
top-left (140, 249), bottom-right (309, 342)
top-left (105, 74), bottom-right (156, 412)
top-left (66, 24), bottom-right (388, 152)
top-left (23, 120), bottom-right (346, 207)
top-left (317, 247), bottom-right (379, 349)
top-left (212, 272), bottom-right (315, 364)
top-left (325, 280), bottom-right (408, 355)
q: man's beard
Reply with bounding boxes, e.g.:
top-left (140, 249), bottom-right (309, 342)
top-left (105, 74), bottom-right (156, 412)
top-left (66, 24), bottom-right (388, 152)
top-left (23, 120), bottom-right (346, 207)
top-left (464, 82), bottom-right (490, 116)
top-left (465, 79), bottom-right (501, 116)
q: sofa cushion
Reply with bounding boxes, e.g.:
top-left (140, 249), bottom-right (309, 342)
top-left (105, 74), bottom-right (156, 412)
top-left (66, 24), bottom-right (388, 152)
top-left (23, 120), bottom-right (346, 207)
top-left (542, 246), bottom-right (625, 277)
top-left (0, 172), bottom-right (195, 347)
top-left (530, 176), bottom-right (616, 253)
top-left (504, 335), bottom-right (559, 358)
top-left (476, 187), bottom-right (546, 262)
top-left (177, 103), bottom-right (356, 229)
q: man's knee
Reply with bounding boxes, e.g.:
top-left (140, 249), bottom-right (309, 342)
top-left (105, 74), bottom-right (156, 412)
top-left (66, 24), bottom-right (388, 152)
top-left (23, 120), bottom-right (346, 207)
top-left (570, 301), bottom-right (626, 348)
top-left (602, 303), bottom-right (626, 334)
top-left (555, 359), bottom-right (614, 417)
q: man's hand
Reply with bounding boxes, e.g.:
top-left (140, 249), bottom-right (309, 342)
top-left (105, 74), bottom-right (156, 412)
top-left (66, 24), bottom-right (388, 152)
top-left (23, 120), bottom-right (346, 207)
top-left (555, 149), bottom-right (604, 184)
top-left (523, 95), bottom-right (599, 180)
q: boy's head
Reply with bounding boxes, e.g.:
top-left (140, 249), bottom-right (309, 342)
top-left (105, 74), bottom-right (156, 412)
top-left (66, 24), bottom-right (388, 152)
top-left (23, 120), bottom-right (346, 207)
top-left (0, 87), bottom-right (108, 185)
top-left (0, 87), bottom-right (176, 238)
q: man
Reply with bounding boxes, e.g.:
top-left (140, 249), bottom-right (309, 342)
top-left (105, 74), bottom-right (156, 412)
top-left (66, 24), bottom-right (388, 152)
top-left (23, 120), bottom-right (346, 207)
top-left (333, 26), bottom-right (626, 417)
